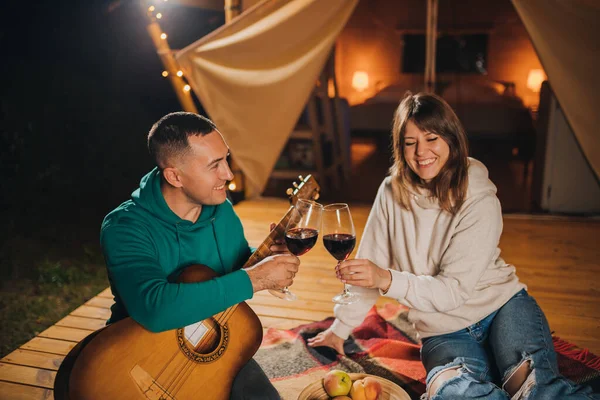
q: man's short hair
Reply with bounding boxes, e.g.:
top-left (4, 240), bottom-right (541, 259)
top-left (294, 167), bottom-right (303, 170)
top-left (148, 112), bottom-right (217, 168)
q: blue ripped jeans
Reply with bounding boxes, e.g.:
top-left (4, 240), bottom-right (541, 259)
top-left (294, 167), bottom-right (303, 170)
top-left (420, 289), bottom-right (599, 399)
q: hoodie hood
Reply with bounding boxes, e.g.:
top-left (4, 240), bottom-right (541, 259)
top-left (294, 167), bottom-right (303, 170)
top-left (466, 157), bottom-right (497, 199)
top-left (130, 167), bottom-right (217, 228)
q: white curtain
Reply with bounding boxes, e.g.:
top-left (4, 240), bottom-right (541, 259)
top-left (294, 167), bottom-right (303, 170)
top-left (176, 0), bottom-right (358, 195)
top-left (512, 0), bottom-right (600, 178)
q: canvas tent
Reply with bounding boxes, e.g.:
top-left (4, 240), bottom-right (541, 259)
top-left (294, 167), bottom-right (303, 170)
top-left (175, 0), bottom-right (358, 196)
top-left (512, 0), bottom-right (600, 179)
top-left (511, 0), bottom-right (600, 213)
top-left (161, 0), bottom-right (599, 207)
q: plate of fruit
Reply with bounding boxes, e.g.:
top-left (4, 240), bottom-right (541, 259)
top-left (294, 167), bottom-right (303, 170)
top-left (297, 369), bottom-right (411, 400)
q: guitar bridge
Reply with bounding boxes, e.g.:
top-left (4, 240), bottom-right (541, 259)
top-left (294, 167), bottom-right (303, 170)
top-left (130, 364), bottom-right (176, 400)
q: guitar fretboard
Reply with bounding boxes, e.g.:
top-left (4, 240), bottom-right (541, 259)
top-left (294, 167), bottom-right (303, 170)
top-left (243, 206), bottom-right (294, 268)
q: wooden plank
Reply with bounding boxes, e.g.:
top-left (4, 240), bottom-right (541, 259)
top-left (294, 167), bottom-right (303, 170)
top-left (253, 290), bottom-right (337, 304)
top-left (84, 297), bottom-right (114, 309)
top-left (248, 295), bottom-right (336, 312)
top-left (69, 305), bottom-right (110, 320)
top-left (0, 363), bottom-right (55, 390)
top-left (20, 338), bottom-right (75, 357)
top-left (38, 326), bottom-right (92, 343)
top-left (0, 381), bottom-right (53, 400)
top-left (54, 315), bottom-right (106, 331)
top-left (97, 287), bottom-right (112, 298)
top-left (1, 350), bottom-right (63, 371)
top-left (260, 317), bottom-right (318, 330)
top-left (250, 304), bottom-right (331, 322)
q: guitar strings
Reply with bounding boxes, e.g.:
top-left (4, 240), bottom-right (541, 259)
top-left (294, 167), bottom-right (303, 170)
top-left (160, 309), bottom-right (232, 396)
top-left (165, 306), bottom-right (236, 396)
top-left (170, 225), bottom-right (290, 395)
top-left (163, 308), bottom-right (233, 393)
top-left (160, 217), bottom-right (291, 396)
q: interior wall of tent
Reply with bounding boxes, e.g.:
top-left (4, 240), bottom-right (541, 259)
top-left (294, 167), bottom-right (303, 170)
top-left (333, 0), bottom-right (543, 108)
top-left (533, 83), bottom-right (600, 214)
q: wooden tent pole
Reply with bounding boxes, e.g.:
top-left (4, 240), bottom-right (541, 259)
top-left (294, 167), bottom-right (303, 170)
top-left (425, 0), bottom-right (438, 93)
top-left (143, 8), bottom-right (198, 113)
top-left (225, 0), bottom-right (242, 22)
top-left (224, 0), bottom-right (250, 197)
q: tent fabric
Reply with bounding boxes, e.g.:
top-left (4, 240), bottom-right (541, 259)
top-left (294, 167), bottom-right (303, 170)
top-left (176, 0), bottom-right (358, 195)
top-left (512, 0), bottom-right (600, 178)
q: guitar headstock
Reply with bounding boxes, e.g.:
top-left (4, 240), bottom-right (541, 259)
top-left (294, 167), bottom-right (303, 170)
top-left (286, 175), bottom-right (320, 205)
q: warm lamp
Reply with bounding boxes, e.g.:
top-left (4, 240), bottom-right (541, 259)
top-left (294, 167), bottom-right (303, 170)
top-left (527, 69), bottom-right (546, 93)
top-left (352, 71), bottom-right (369, 92)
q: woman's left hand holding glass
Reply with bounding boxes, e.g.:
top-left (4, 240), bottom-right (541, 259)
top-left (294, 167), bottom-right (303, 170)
top-left (336, 259), bottom-right (392, 292)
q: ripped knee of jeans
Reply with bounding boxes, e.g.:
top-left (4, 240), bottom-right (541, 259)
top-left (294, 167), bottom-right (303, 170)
top-left (424, 360), bottom-right (464, 399)
top-left (502, 353), bottom-right (535, 399)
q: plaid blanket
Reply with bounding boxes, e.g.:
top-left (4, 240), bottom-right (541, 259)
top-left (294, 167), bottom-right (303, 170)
top-left (255, 303), bottom-right (600, 399)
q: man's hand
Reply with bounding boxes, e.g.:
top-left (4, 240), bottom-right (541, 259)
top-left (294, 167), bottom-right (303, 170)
top-left (269, 222), bottom-right (289, 254)
top-left (244, 254), bottom-right (300, 292)
top-left (336, 259), bottom-right (392, 292)
top-left (307, 328), bottom-right (345, 355)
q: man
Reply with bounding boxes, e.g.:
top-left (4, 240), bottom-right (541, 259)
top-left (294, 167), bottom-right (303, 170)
top-left (101, 112), bottom-right (299, 399)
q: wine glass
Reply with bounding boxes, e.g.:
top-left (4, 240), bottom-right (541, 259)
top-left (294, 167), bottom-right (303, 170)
top-left (269, 199), bottom-right (323, 301)
top-left (322, 203), bottom-right (359, 305)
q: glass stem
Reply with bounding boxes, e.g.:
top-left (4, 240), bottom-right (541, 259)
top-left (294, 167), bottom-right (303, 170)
top-left (343, 283), bottom-right (350, 295)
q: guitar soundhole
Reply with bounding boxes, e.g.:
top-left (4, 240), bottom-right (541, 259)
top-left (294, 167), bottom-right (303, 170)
top-left (177, 317), bottom-right (229, 363)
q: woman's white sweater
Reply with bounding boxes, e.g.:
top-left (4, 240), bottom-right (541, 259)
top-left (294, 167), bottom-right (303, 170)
top-left (331, 158), bottom-right (525, 339)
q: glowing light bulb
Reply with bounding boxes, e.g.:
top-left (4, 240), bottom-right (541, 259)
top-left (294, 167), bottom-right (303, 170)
top-left (183, 85), bottom-right (191, 92)
top-left (162, 71), bottom-right (168, 77)
top-left (160, 33), bottom-right (167, 40)
top-left (352, 71), bottom-right (369, 92)
top-left (228, 183), bottom-right (237, 191)
top-left (148, 6), bottom-right (155, 12)
top-left (176, 70), bottom-right (183, 77)
top-left (156, 13), bottom-right (162, 19)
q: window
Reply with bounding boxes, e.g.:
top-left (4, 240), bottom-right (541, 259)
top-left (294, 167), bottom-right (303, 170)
top-left (402, 33), bottom-right (488, 74)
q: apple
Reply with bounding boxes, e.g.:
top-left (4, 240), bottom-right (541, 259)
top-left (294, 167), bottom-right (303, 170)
top-left (349, 377), bottom-right (383, 400)
top-left (323, 369), bottom-right (352, 397)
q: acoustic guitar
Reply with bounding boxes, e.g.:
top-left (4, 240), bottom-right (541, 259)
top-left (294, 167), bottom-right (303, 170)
top-left (66, 175), bottom-right (320, 399)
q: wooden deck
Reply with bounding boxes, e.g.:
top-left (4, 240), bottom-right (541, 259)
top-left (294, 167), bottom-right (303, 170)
top-left (1, 198), bottom-right (599, 399)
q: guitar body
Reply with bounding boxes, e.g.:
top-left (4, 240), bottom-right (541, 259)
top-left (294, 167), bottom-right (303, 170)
top-left (69, 265), bottom-right (262, 400)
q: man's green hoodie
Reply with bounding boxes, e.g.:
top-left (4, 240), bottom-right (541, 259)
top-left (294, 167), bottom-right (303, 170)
top-left (100, 168), bottom-right (254, 332)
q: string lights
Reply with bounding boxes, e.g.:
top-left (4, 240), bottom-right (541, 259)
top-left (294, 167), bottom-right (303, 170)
top-left (147, 1), bottom-right (192, 94)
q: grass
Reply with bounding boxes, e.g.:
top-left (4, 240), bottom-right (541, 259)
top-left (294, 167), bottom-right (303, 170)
top-left (0, 241), bottom-right (109, 358)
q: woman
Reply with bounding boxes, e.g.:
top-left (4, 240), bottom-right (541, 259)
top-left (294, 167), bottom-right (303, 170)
top-left (307, 93), bottom-right (598, 399)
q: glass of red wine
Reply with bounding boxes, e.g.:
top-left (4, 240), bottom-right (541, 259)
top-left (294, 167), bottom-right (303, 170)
top-left (269, 199), bottom-right (323, 301)
top-left (323, 203), bottom-right (359, 305)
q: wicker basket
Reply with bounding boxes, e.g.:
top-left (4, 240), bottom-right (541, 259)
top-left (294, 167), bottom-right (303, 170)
top-left (297, 373), bottom-right (411, 400)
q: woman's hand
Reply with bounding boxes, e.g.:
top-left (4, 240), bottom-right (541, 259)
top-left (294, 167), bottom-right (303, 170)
top-left (306, 328), bottom-right (345, 355)
top-left (336, 259), bottom-right (392, 292)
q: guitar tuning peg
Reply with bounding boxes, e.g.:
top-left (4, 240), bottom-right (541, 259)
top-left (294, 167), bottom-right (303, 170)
top-left (298, 175), bottom-right (304, 181)
top-left (286, 188), bottom-right (294, 196)
top-left (293, 182), bottom-right (298, 188)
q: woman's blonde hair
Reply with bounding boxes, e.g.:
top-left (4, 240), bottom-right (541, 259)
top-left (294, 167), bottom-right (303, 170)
top-left (389, 92), bottom-right (469, 214)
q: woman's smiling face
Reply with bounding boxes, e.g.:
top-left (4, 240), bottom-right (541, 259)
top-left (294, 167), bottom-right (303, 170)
top-left (403, 119), bottom-right (450, 182)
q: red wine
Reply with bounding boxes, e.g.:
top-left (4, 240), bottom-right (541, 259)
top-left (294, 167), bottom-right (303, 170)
top-left (285, 227), bottom-right (319, 256)
top-left (323, 233), bottom-right (356, 261)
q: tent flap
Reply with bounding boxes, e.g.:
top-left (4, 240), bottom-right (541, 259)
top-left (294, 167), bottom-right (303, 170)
top-left (512, 0), bottom-right (600, 178)
top-left (176, 0), bottom-right (358, 195)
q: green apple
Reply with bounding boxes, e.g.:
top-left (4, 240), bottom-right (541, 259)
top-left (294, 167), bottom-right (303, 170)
top-left (323, 369), bottom-right (352, 397)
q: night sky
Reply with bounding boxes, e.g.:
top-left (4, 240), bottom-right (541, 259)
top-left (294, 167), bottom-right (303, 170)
top-left (1, 1), bottom-right (225, 240)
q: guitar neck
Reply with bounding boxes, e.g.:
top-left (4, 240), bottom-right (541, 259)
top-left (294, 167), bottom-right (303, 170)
top-left (243, 205), bottom-right (294, 268)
